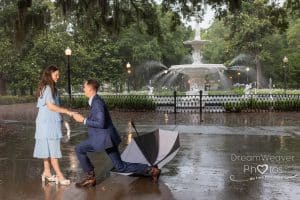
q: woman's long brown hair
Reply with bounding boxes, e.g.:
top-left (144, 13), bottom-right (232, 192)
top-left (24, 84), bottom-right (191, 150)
top-left (36, 65), bottom-right (58, 98)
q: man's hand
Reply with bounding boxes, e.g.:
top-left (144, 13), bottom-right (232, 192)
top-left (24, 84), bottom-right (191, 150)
top-left (73, 113), bottom-right (85, 123)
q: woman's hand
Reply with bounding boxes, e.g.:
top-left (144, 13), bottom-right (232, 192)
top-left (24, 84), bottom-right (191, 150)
top-left (67, 111), bottom-right (78, 117)
top-left (73, 113), bottom-right (85, 123)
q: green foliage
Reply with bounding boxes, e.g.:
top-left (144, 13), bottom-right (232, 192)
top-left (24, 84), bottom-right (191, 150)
top-left (154, 91), bottom-right (185, 96)
top-left (202, 20), bottom-right (230, 64)
top-left (0, 28), bottom-right (16, 95)
top-left (60, 96), bottom-right (88, 109)
top-left (224, 98), bottom-right (300, 112)
top-left (118, 24), bottom-right (162, 63)
top-left (0, 1), bottom-right (192, 95)
top-left (285, 18), bottom-right (300, 88)
top-left (202, 1), bottom-right (299, 89)
top-left (0, 0), bottom-right (51, 47)
top-left (231, 87), bottom-right (244, 95)
top-left (250, 89), bottom-right (300, 95)
top-left (0, 0), bottom-right (299, 97)
top-left (208, 88), bottom-right (246, 95)
top-left (286, 0), bottom-right (300, 18)
top-left (60, 95), bottom-right (156, 111)
top-left (54, 0), bottom-right (257, 37)
top-left (224, 0), bottom-right (288, 88)
top-left (208, 90), bottom-right (237, 95)
top-left (103, 96), bottom-right (156, 111)
top-left (273, 100), bottom-right (300, 111)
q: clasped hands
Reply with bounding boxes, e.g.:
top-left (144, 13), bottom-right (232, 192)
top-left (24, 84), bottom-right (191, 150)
top-left (67, 111), bottom-right (85, 123)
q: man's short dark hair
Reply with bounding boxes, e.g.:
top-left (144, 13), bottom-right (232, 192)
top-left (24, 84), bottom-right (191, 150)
top-left (85, 79), bottom-right (100, 91)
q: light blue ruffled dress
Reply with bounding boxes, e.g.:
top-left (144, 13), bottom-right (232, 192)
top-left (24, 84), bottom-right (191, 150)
top-left (33, 85), bottom-right (62, 158)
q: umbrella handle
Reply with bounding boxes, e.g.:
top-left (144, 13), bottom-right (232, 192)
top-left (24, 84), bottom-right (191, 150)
top-left (130, 121), bottom-right (140, 137)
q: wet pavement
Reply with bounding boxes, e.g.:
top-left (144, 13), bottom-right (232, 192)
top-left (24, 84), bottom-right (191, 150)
top-left (0, 103), bottom-right (299, 200)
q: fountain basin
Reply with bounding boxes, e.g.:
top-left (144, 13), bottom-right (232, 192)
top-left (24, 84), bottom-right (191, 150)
top-left (169, 64), bottom-right (226, 95)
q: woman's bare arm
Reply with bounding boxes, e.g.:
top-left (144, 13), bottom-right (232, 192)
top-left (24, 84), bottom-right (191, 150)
top-left (46, 102), bottom-right (74, 116)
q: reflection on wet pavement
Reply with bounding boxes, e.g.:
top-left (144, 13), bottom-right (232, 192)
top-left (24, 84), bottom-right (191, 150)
top-left (1, 103), bottom-right (300, 127)
top-left (167, 134), bottom-right (299, 200)
top-left (0, 104), bottom-right (299, 199)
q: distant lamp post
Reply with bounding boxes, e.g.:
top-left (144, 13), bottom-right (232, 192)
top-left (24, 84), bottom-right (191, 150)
top-left (246, 67), bottom-right (250, 84)
top-left (126, 62), bottom-right (131, 93)
top-left (126, 62), bottom-right (131, 69)
top-left (65, 47), bottom-right (72, 99)
top-left (237, 72), bottom-right (241, 84)
top-left (283, 56), bottom-right (288, 95)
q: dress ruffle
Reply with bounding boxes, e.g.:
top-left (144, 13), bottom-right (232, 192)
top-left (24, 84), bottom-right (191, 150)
top-left (33, 139), bottom-right (62, 158)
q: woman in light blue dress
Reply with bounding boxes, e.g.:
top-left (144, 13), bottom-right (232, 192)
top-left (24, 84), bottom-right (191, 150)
top-left (33, 65), bottom-right (75, 185)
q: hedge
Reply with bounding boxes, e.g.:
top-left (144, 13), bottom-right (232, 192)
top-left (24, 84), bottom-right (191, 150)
top-left (60, 95), bottom-right (156, 111)
top-left (224, 99), bottom-right (300, 112)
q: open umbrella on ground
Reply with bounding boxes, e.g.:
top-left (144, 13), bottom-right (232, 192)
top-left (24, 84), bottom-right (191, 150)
top-left (115, 122), bottom-right (180, 175)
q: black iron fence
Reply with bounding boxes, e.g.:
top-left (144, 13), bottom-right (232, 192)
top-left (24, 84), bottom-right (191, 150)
top-left (67, 92), bottom-right (300, 113)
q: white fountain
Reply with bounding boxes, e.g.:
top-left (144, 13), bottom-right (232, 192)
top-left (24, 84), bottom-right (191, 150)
top-left (169, 25), bottom-right (226, 95)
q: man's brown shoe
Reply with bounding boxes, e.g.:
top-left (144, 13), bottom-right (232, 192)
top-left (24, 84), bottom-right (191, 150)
top-left (150, 166), bottom-right (161, 183)
top-left (75, 172), bottom-right (96, 188)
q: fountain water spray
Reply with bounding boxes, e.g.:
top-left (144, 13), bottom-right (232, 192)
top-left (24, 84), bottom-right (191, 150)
top-left (169, 23), bottom-right (226, 95)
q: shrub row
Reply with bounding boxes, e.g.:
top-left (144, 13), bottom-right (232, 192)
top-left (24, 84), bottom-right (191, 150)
top-left (60, 96), bottom-right (89, 109)
top-left (103, 96), bottom-right (156, 111)
top-left (209, 89), bottom-right (300, 95)
top-left (61, 95), bottom-right (156, 111)
top-left (224, 99), bottom-right (300, 112)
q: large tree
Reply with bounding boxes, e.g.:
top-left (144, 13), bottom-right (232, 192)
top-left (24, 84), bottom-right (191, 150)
top-left (0, 28), bottom-right (16, 95)
top-left (0, 0), bottom-right (51, 95)
top-left (117, 7), bottom-right (191, 90)
top-left (285, 18), bottom-right (300, 88)
top-left (202, 0), bottom-right (299, 89)
top-left (223, 0), bottom-right (288, 88)
top-left (1, 0), bottom-right (297, 94)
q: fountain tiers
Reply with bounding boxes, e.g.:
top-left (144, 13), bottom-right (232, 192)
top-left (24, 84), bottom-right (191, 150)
top-left (169, 26), bottom-right (226, 95)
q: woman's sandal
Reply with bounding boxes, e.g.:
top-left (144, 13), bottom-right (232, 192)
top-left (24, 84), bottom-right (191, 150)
top-left (41, 173), bottom-right (56, 182)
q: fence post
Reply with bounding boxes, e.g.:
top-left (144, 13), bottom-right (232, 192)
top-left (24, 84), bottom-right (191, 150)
top-left (174, 90), bottom-right (177, 113)
top-left (250, 94), bottom-right (253, 110)
top-left (199, 90), bottom-right (202, 114)
top-left (199, 90), bottom-right (203, 122)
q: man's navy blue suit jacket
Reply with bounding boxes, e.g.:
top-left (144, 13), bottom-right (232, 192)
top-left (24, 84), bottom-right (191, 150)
top-left (85, 95), bottom-right (121, 151)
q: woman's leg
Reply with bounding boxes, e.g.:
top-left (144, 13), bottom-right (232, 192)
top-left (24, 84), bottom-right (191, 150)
top-left (50, 158), bottom-right (65, 180)
top-left (43, 158), bottom-right (52, 176)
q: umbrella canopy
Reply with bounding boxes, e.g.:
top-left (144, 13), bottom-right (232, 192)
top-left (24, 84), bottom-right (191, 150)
top-left (121, 129), bottom-right (180, 169)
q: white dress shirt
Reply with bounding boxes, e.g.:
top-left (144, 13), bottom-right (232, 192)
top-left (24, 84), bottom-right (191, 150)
top-left (83, 95), bottom-right (95, 125)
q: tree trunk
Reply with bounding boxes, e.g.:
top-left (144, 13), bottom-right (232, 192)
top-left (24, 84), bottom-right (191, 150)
top-left (0, 77), bottom-right (7, 95)
top-left (255, 55), bottom-right (262, 89)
